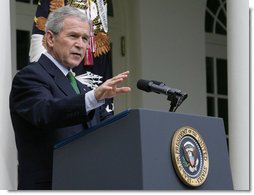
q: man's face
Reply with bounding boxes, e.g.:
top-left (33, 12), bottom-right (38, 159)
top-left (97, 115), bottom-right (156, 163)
top-left (47, 17), bottom-right (90, 69)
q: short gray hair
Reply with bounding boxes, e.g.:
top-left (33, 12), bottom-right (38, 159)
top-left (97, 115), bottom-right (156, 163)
top-left (45, 6), bottom-right (89, 34)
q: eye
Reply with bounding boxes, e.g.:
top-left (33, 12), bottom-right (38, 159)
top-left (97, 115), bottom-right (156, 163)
top-left (82, 36), bottom-right (89, 42)
top-left (69, 34), bottom-right (77, 39)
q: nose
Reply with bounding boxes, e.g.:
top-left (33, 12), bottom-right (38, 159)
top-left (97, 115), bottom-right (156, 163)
top-left (75, 37), bottom-right (85, 48)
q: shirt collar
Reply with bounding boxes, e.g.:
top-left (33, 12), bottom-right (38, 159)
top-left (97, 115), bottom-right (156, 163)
top-left (44, 52), bottom-right (70, 76)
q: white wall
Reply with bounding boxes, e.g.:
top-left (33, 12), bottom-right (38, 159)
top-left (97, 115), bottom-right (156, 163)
top-left (126, 0), bottom-right (206, 115)
top-left (0, 0), bottom-right (17, 190)
top-left (122, 0), bottom-right (142, 110)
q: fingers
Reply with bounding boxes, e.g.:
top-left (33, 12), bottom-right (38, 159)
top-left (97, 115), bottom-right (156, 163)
top-left (112, 71), bottom-right (129, 80)
top-left (116, 87), bottom-right (131, 94)
top-left (107, 71), bottom-right (129, 86)
top-left (94, 71), bottom-right (131, 100)
top-left (117, 70), bottom-right (130, 76)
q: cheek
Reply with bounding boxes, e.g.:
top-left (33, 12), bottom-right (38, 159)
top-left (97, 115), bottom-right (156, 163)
top-left (59, 43), bottom-right (71, 55)
top-left (54, 44), bottom-right (64, 54)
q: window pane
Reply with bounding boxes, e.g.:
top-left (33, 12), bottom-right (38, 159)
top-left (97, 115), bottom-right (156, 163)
top-left (206, 57), bottom-right (214, 93)
top-left (224, 2), bottom-right (227, 11)
top-left (207, 0), bottom-right (220, 15)
top-left (16, 30), bottom-right (30, 70)
top-left (218, 9), bottom-right (226, 27)
top-left (107, 0), bottom-right (114, 17)
top-left (216, 59), bottom-right (228, 95)
top-left (218, 98), bottom-right (228, 135)
top-left (16, 0), bottom-right (30, 3)
top-left (215, 22), bottom-right (227, 35)
top-left (207, 97), bottom-right (215, 116)
top-left (205, 11), bottom-right (214, 33)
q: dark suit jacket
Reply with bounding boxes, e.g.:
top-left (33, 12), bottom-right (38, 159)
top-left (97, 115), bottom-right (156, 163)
top-left (9, 54), bottom-right (112, 190)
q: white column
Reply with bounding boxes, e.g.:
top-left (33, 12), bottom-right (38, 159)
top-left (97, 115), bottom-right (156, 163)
top-left (0, 0), bottom-right (17, 190)
top-left (227, 0), bottom-right (249, 190)
top-left (250, 0), bottom-right (254, 190)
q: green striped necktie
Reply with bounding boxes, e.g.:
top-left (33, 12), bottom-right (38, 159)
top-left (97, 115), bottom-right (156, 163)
top-left (67, 71), bottom-right (80, 94)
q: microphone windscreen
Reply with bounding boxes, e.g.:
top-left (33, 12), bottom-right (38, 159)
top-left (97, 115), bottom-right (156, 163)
top-left (136, 79), bottom-right (151, 92)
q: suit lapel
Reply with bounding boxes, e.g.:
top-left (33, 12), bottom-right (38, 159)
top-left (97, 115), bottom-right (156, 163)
top-left (77, 80), bottom-right (91, 95)
top-left (38, 54), bottom-right (77, 96)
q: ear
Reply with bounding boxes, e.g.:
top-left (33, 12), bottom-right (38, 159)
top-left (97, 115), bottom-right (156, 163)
top-left (45, 30), bottom-right (55, 48)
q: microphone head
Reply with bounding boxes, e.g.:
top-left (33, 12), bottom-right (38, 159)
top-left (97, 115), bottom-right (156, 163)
top-left (137, 79), bottom-right (152, 92)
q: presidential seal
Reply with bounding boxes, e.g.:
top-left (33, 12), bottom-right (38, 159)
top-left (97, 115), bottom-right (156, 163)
top-left (171, 126), bottom-right (209, 187)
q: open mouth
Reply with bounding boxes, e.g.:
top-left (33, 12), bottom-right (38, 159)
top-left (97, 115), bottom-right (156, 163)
top-left (72, 52), bottom-right (82, 57)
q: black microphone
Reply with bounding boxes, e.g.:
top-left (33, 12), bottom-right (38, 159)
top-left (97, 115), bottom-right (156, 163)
top-left (136, 79), bottom-right (188, 112)
top-left (137, 79), bottom-right (185, 96)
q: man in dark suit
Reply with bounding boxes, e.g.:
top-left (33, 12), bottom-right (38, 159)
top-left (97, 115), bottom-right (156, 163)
top-left (9, 6), bottom-right (130, 190)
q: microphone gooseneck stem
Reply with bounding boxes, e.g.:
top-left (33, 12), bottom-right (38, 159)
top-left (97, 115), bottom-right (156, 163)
top-left (168, 92), bottom-right (188, 112)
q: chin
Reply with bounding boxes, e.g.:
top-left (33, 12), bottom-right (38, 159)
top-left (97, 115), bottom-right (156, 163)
top-left (70, 61), bottom-right (82, 68)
